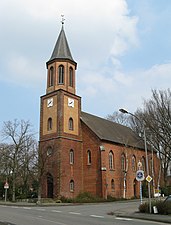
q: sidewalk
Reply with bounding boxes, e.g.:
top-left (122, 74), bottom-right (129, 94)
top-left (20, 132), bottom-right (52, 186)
top-left (114, 207), bottom-right (171, 224)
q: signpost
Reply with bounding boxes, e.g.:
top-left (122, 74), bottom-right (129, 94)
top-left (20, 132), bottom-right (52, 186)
top-left (4, 181), bottom-right (9, 202)
top-left (136, 162), bottom-right (145, 205)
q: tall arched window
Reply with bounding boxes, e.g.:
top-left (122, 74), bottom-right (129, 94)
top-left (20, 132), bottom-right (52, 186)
top-left (132, 155), bottom-right (136, 171)
top-left (142, 156), bottom-right (146, 172)
top-left (69, 67), bottom-right (73, 87)
top-left (70, 180), bottom-right (74, 192)
top-left (70, 149), bottom-right (74, 164)
top-left (47, 117), bottom-right (52, 131)
top-left (87, 150), bottom-right (91, 165)
top-left (49, 66), bottom-right (54, 87)
top-left (111, 179), bottom-right (115, 190)
top-left (121, 153), bottom-right (126, 171)
top-left (109, 151), bottom-right (114, 170)
top-left (69, 117), bottom-right (74, 130)
top-left (58, 65), bottom-right (64, 84)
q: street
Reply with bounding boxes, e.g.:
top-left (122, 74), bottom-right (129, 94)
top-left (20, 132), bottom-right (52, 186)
top-left (0, 201), bottom-right (169, 225)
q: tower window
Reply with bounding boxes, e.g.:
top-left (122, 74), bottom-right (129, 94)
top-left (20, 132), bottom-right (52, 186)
top-left (87, 150), bottom-right (91, 165)
top-left (109, 151), bottom-right (114, 170)
top-left (69, 67), bottom-right (73, 87)
top-left (142, 156), bottom-right (146, 171)
top-left (69, 117), bottom-right (74, 130)
top-left (58, 65), bottom-right (64, 84)
top-left (132, 155), bottom-right (136, 171)
top-left (70, 149), bottom-right (74, 164)
top-left (70, 180), bottom-right (74, 192)
top-left (49, 67), bottom-right (54, 87)
top-left (47, 117), bottom-right (52, 131)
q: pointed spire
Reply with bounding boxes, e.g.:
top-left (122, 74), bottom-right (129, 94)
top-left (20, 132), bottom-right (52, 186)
top-left (47, 18), bottom-right (76, 64)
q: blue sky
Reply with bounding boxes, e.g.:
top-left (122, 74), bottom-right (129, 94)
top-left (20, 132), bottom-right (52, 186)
top-left (0, 0), bottom-right (171, 140)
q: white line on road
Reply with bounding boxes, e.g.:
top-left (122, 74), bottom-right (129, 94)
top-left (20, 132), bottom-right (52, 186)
top-left (52, 210), bottom-right (62, 213)
top-left (116, 217), bottom-right (133, 221)
top-left (36, 208), bottom-right (46, 211)
top-left (37, 217), bottom-right (67, 225)
top-left (69, 212), bottom-right (81, 215)
top-left (23, 207), bottom-right (31, 210)
top-left (90, 215), bottom-right (104, 218)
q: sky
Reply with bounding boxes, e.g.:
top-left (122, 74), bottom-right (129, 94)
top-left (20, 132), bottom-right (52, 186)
top-left (0, 0), bottom-right (171, 140)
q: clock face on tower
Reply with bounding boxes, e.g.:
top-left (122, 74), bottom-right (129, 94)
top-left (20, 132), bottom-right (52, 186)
top-left (68, 98), bottom-right (74, 108)
top-left (47, 98), bottom-right (53, 107)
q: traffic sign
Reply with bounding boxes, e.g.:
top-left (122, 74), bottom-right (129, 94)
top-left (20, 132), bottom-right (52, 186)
top-left (146, 175), bottom-right (152, 183)
top-left (4, 182), bottom-right (9, 189)
top-left (136, 170), bottom-right (144, 181)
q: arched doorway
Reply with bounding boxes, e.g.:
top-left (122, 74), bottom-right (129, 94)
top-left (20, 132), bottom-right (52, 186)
top-left (47, 173), bottom-right (53, 198)
top-left (133, 179), bottom-right (138, 198)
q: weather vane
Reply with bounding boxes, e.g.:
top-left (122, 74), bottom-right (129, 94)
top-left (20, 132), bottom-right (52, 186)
top-left (61, 15), bottom-right (65, 25)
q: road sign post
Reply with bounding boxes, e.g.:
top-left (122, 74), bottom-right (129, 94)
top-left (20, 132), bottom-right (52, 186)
top-left (4, 181), bottom-right (9, 202)
top-left (136, 170), bottom-right (144, 205)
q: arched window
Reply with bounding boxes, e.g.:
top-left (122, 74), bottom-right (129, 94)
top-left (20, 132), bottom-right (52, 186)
top-left (47, 117), bottom-right (52, 131)
top-left (69, 67), bottom-right (73, 87)
top-left (70, 149), bottom-right (74, 164)
top-left (58, 65), bottom-right (64, 84)
top-left (87, 150), bottom-right (91, 165)
top-left (111, 179), bottom-right (115, 190)
top-left (47, 146), bottom-right (53, 156)
top-left (132, 155), bottom-right (136, 171)
top-left (49, 66), bottom-right (54, 87)
top-left (109, 151), bottom-right (114, 170)
top-left (70, 180), bottom-right (74, 192)
top-left (121, 153), bottom-right (126, 171)
top-left (68, 117), bottom-right (74, 130)
top-left (142, 156), bottom-right (146, 172)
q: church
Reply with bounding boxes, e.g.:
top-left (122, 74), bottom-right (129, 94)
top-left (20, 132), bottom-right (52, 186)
top-left (39, 23), bottom-right (159, 200)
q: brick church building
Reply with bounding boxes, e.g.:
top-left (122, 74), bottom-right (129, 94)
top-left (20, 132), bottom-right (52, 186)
top-left (39, 24), bottom-right (159, 200)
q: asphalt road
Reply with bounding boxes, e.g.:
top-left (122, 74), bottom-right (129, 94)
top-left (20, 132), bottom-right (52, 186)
top-left (0, 202), bottom-right (169, 225)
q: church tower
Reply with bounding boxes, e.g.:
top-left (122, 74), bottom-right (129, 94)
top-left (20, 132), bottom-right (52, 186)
top-left (39, 23), bottom-right (83, 199)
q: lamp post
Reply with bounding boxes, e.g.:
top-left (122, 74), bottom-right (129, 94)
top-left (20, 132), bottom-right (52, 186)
top-left (119, 108), bottom-right (152, 213)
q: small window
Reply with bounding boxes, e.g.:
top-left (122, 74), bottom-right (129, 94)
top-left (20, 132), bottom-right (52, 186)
top-left (47, 117), bottom-right (52, 131)
top-left (70, 180), bottom-right (74, 192)
top-left (132, 155), bottom-right (136, 171)
top-left (70, 149), bottom-right (74, 164)
top-left (58, 65), bottom-right (64, 84)
top-left (47, 146), bottom-right (53, 156)
top-left (121, 153), bottom-right (126, 171)
top-left (69, 118), bottom-right (74, 130)
top-left (109, 151), bottom-right (114, 170)
top-left (69, 67), bottom-right (73, 87)
top-left (49, 67), bottom-right (54, 87)
top-left (111, 179), bottom-right (115, 190)
top-left (87, 150), bottom-right (91, 165)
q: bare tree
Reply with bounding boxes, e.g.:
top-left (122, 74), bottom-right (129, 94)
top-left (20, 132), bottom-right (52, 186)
top-left (133, 89), bottom-right (171, 186)
top-left (1, 119), bottom-right (36, 201)
top-left (106, 111), bottom-right (132, 127)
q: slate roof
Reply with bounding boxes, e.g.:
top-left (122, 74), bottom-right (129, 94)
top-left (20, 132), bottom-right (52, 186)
top-left (48, 26), bottom-right (76, 63)
top-left (81, 111), bottom-right (145, 150)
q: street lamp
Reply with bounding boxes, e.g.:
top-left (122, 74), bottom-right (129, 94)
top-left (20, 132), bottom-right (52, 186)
top-left (119, 108), bottom-right (152, 213)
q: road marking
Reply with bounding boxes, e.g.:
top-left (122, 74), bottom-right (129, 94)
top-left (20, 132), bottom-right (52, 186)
top-left (116, 217), bottom-right (133, 221)
top-left (52, 210), bottom-right (62, 213)
top-left (36, 208), bottom-right (45, 211)
top-left (11, 206), bottom-right (19, 209)
top-left (23, 207), bottom-right (31, 210)
top-left (69, 212), bottom-right (81, 215)
top-left (90, 215), bottom-right (104, 218)
top-left (37, 217), bottom-right (67, 225)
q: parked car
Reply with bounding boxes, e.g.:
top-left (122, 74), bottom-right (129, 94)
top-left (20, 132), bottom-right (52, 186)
top-left (164, 195), bottom-right (171, 203)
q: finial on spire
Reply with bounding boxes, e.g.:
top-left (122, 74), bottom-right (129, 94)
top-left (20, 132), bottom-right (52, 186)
top-left (61, 15), bottom-right (65, 26)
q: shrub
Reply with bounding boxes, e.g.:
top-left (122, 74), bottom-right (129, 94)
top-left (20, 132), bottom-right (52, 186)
top-left (139, 200), bottom-right (171, 215)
